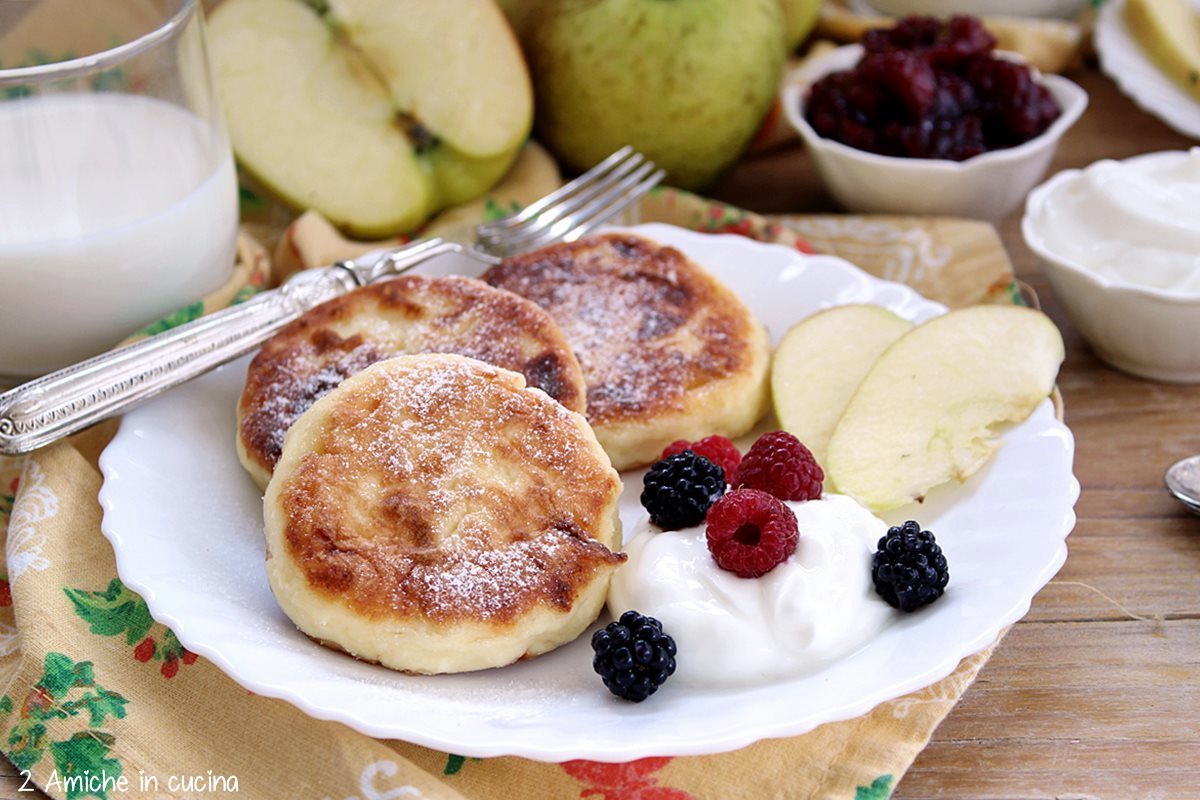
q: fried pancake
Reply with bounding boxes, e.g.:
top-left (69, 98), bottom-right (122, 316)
top-left (483, 233), bottom-right (771, 470)
top-left (237, 274), bottom-right (586, 488)
top-left (264, 354), bottom-right (625, 675)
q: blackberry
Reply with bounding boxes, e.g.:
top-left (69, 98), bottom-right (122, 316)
top-left (872, 520), bottom-right (949, 612)
top-left (640, 450), bottom-right (726, 530)
top-left (591, 611), bottom-right (677, 702)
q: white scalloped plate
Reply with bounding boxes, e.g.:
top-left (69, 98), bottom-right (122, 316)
top-left (98, 223), bottom-right (1078, 762)
top-left (1096, 0), bottom-right (1200, 140)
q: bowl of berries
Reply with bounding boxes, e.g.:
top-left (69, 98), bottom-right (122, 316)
top-left (783, 16), bottom-right (1087, 220)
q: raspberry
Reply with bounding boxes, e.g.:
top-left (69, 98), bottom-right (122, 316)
top-left (734, 431), bottom-right (823, 502)
top-left (661, 435), bottom-right (741, 478)
top-left (640, 451), bottom-right (726, 530)
top-left (872, 520), bottom-right (949, 612)
top-left (591, 611), bottom-right (677, 702)
top-left (705, 489), bottom-right (799, 578)
top-left (161, 657), bottom-right (179, 679)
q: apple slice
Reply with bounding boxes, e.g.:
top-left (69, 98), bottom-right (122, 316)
top-left (826, 305), bottom-right (1065, 512)
top-left (1125, 0), bottom-right (1200, 103)
top-left (207, 0), bottom-right (532, 237)
top-left (771, 304), bottom-right (913, 469)
top-left (331, 0), bottom-right (532, 159)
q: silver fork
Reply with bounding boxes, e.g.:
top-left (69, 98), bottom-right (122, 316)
top-left (0, 148), bottom-right (664, 455)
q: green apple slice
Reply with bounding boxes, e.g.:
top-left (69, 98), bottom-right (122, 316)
top-left (330, 0), bottom-right (533, 159)
top-left (209, 0), bottom-right (430, 236)
top-left (771, 304), bottom-right (913, 470)
top-left (826, 305), bottom-right (1065, 512)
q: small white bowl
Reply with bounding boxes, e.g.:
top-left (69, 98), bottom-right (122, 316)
top-left (858, 0), bottom-right (1088, 19)
top-left (1023, 156), bottom-right (1200, 384)
top-left (782, 45), bottom-right (1088, 220)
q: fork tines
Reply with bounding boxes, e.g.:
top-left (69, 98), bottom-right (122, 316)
top-left (476, 146), bottom-right (665, 258)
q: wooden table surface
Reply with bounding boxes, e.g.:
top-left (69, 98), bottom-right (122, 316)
top-left (2, 66), bottom-right (1197, 800)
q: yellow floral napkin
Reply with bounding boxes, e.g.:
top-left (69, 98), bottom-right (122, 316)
top-left (0, 146), bottom-right (1022, 800)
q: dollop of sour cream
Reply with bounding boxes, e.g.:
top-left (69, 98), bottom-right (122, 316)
top-left (1030, 148), bottom-right (1200, 293)
top-left (607, 494), bottom-right (893, 687)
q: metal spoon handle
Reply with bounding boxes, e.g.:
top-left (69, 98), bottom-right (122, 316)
top-left (0, 238), bottom-right (457, 455)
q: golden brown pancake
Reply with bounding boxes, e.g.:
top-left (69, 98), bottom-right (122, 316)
top-left (263, 354), bottom-right (624, 674)
top-left (237, 274), bottom-right (586, 488)
top-left (483, 233), bottom-right (771, 470)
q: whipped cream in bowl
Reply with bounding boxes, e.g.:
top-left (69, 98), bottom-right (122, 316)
top-left (1023, 148), bottom-right (1200, 382)
top-left (607, 494), bottom-right (894, 687)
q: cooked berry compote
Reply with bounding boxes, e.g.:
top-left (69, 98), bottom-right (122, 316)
top-left (804, 16), bottom-right (1061, 161)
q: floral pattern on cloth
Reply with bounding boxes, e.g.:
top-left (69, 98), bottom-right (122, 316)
top-left (322, 760), bottom-right (426, 800)
top-left (5, 461), bottom-right (55, 584)
top-left (5, 653), bottom-right (128, 798)
top-left (64, 580), bottom-right (198, 680)
top-left (561, 758), bottom-right (696, 799)
top-left (0, 152), bottom-right (1020, 797)
top-left (857, 775), bottom-right (895, 800)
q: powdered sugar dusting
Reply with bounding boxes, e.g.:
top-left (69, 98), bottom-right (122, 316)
top-left (250, 342), bottom-right (384, 462)
top-left (239, 275), bottom-right (585, 474)
top-left (278, 355), bottom-right (622, 622)
top-left (484, 234), bottom-right (755, 425)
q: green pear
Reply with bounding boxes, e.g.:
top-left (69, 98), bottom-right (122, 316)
top-left (523, 0), bottom-right (786, 190)
top-left (494, 0), bottom-right (535, 36)
top-left (779, 0), bottom-right (823, 50)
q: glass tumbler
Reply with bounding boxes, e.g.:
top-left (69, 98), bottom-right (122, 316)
top-left (0, 0), bottom-right (237, 381)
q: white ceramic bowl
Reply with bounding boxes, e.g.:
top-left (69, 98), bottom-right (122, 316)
top-left (1023, 155), bottom-right (1200, 384)
top-left (782, 45), bottom-right (1088, 220)
top-left (858, 0), bottom-right (1088, 18)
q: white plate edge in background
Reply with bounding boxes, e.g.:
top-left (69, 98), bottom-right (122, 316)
top-left (1095, 0), bottom-right (1200, 140)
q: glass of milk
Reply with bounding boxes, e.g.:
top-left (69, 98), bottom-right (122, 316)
top-left (0, 0), bottom-right (238, 381)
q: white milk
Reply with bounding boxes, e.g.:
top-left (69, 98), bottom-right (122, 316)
top-left (0, 92), bottom-right (237, 378)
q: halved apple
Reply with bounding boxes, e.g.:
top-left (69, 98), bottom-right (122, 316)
top-left (771, 304), bottom-right (913, 470)
top-left (826, 306), bottom-right (1065, 512)
top-left (207, 0), bottom-right (532, 237)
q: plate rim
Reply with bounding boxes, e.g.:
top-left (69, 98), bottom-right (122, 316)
top-left (97, 224), bottom-right (1079, 761)
top-left (1095, 0), bottom-right (1200, 140)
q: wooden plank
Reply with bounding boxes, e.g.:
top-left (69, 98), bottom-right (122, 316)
top-left (1075, 489), bottom-right (1189, 520)
top-left (899, 740), bottom-right (1200, 799)
top-left (897, 621), bottom-right (1200, 799)
top-left (1022, 522), bottom-right (1200, 622)
top-left (0, 772), bottom-right (34, 799)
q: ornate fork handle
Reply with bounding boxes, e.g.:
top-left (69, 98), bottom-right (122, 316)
top-left (0, 238), bottom-right (462, 456)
